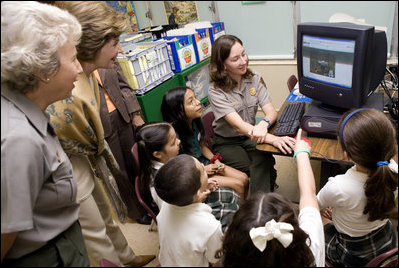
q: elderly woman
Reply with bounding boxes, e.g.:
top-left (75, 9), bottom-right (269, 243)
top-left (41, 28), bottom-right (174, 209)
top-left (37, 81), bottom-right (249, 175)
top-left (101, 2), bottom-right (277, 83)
top-left (1, 1), bottom-right (89, 266)
top-left (47, 1), bottom-right (154, 267)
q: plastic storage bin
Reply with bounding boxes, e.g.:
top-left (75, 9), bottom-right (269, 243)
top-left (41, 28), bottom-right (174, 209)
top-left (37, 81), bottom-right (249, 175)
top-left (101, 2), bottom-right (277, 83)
top-left (211, 22), bottom-right (226, 42)
top-left (118, 41), bottom-right (174, 95)
top-left (192, 28), bottom-right (212, 61)
top-left (120, 32), bottom-right (153, 44)
top-left (160, 35), bottom-right (198, 73)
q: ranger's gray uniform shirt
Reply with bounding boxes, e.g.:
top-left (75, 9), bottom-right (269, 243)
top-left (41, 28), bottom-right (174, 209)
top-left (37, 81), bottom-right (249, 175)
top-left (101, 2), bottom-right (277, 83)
top-left (208, 71), bottom-right (272, 137)
top-left (1, 85), bottom-right (79, 258)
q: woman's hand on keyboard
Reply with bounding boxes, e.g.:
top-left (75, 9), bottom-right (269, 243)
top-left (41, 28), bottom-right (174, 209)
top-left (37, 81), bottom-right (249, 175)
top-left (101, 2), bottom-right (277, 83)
top-left (270, 135), bottom-right (296, 154)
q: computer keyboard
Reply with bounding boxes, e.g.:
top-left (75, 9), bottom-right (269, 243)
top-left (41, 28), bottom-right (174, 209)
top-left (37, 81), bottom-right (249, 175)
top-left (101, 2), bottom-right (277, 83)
top-left (273, 102), bottom-right (306, 137)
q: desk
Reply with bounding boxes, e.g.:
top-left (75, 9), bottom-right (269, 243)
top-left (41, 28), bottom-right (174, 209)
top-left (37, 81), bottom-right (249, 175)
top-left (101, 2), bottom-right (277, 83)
top-left (257, 101), bottom-right (353, 189)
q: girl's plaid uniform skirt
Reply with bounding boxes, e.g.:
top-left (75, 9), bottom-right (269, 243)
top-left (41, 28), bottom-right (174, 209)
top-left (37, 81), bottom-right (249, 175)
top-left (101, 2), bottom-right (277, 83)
top-left (324, 220), bottom-right (396, 266)
top-left (206, 187), bottom-right (240, 232)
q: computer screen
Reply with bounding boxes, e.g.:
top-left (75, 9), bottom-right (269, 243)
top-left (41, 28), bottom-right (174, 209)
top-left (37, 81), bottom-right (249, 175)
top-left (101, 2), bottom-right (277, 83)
top-left (297, 22), bottom-right (387, 110)
top-left (302, 35), bottom-right (355, 89)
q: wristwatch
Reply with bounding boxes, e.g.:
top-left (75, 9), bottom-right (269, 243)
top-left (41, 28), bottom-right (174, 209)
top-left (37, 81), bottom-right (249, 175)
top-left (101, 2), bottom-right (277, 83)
top-left (132, 110), bottom-right (142, 116)
top-left (262, 117), bottom-right (271, 129)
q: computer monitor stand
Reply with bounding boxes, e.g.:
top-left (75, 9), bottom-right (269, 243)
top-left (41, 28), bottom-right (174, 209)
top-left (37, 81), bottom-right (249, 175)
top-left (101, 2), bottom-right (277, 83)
top-left (301, 92), bottom-right (384, 139)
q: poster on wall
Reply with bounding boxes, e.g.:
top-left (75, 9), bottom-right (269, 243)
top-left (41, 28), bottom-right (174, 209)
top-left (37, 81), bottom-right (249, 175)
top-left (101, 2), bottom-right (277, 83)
top-left (106, 1), bottom-right (139, 32)
top-left (163, 1), bottom-right (199, 25)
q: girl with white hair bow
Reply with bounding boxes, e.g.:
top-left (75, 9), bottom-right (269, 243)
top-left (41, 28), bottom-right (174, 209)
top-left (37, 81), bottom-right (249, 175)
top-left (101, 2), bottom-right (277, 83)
top-left (220, 129), bottom-right (325, 267)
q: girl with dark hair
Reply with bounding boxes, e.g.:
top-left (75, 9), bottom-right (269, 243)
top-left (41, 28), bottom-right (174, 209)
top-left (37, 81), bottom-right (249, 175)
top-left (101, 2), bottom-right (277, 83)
top-left (136, 122), bottom-right (181, 211)
top-left (317, 108), bottom-right (398, 267)
top-left (161, 86), bottom-right (248, 201)
top-left (137, 120), bottom-right (239, 231)
top-left (221, 129), bottom-right (325, 267)
top-left (208, 34), bottom-right (296, 195)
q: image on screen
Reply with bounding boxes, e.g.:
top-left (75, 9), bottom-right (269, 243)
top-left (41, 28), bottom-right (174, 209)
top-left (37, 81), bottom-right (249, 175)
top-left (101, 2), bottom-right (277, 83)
top-left (302, 35), bottom-right (355, 88)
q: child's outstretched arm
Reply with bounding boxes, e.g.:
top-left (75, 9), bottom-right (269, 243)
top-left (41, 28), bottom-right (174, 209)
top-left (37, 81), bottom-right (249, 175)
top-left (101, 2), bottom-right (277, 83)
top-left (295, 128), bottom-right (319, 211)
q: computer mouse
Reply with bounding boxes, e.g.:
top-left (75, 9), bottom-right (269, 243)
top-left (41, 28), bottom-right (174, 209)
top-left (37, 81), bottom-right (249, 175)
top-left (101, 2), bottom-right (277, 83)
top-left (293, 89), bottom-right (300, 95)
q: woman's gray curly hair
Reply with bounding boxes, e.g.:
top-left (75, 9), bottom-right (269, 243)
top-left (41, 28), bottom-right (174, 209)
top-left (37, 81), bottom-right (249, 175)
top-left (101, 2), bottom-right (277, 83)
top-left (1, 1), bottom-right (82, 93)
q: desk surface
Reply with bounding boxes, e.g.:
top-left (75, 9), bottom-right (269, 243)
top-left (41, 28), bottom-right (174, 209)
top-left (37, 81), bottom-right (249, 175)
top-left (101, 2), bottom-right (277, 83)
top-left (257, 101), bottom-right (398, 164)
top-left (256, 101), bottom-right (350, 164)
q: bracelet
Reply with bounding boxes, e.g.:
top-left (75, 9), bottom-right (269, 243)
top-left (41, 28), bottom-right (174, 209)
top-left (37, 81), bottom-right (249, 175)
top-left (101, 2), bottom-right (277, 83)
top-left (210, 153), bottom-right (223, 164)
top-left (262, 117), bottom-right (271, 129)
top-left (293, 149), bottom-right (311, 163)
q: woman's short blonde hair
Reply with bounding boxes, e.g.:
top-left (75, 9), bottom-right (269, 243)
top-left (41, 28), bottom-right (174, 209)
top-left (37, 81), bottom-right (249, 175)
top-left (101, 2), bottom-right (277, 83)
top-left (54, 1), bottom-right (130, 62)
top-left (1, 1), bottom-right (82, 93)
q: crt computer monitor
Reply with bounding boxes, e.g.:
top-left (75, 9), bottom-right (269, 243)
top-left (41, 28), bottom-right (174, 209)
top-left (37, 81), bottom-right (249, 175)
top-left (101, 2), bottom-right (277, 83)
top-left (297, 22), bottom-right (387, 110)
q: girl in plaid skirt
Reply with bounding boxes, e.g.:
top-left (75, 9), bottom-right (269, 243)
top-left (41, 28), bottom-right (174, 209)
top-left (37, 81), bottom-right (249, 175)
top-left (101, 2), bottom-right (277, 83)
top-left (317, 108), bottom-right (398, 266)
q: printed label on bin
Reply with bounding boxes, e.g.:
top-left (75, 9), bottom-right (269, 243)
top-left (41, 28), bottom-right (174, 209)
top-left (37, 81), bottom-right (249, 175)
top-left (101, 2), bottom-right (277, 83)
top-left (200, 40), bottom-right (211, 60)
top-left (197, 38), bottom-right (211, 61)
top-left (178, 45), bottom-right (196, 70)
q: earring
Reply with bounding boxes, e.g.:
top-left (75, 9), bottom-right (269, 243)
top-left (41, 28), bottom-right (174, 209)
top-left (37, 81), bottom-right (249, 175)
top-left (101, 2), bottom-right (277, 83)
top-left (46, 78), bottom-right (50, 82)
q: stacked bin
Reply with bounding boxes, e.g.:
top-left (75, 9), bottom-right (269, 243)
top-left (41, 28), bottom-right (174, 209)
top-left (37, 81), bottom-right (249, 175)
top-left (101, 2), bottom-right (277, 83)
top-left (159, 35), bottom-right (198, 73)
top-left (120, 32), bottom-right (153, 43)
top-left (211, 22), bottom-right (226, 43)
top-left (118, 41), bottom-right (174, 95)
top-left (191, 28), bottom-right (212, 62)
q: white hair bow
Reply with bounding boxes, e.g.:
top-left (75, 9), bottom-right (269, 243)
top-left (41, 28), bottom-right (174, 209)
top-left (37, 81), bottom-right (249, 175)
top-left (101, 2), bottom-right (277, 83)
top-left (249, 219), bottom-right (294, 252)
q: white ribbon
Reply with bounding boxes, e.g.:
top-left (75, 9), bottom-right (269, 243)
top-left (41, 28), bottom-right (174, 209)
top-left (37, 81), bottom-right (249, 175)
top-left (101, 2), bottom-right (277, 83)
top-left (249, 219), bottom-right (294, 252)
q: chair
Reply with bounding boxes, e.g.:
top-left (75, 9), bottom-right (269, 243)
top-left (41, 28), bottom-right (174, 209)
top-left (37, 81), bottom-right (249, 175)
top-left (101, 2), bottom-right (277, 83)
top-left (202, 111), bottom-right (216, 150)
top-left (99, 258), bottom-right (120, 267)
top-left (365, 247), bottom-right (398, 267)
top-left (131, 143), bottom-right (158, 230)
top-left (287, 74), bottom-right (298, 93)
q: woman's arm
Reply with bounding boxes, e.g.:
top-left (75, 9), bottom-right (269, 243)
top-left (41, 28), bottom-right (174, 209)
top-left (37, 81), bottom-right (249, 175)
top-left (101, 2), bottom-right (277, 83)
top-left (224, 112), bottom-right (255, 137)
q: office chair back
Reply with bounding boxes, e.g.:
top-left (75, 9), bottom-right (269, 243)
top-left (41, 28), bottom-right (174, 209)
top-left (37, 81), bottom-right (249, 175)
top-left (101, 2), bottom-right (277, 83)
top-left (287, 74), bottom-right (298, 93)
top-left (131, 143), bottom-right (158, 225)
top-left (202, 111), bottom-right (215, 150)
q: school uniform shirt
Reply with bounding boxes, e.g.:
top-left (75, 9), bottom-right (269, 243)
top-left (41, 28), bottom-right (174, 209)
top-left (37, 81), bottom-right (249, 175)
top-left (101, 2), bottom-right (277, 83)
top-left (317, 164), bottom-right (398, 237)
top-left (1, 85), bottom-right (79, 258)
top-left (150, 160), bottom-right (165, 210)
top-left (208, 71), bottom-right (272, 138)
top-left (298, 206), bottom-right (325, 267)
top-left (157, 202), bottom-right (223, 267)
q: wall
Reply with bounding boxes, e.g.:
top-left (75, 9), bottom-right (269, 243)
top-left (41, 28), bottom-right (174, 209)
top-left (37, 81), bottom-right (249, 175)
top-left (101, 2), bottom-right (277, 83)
top-left (250, 60), bottom-right (297, 111)
top-left (217, 1), bottom-right (396, 58)
top-left (130, 1), bottom-right (398, 110)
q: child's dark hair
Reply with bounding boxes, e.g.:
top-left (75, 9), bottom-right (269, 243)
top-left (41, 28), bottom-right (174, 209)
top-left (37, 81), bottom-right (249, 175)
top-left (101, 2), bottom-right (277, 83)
top-left (222, 192), bottom-right (315, 267)
top-left (161, 86), bottom-right (205, 155)
top-left (154, 154), bottom-right (201, 206)
top-left (136, 122), bottom-right (173, 206)
top-left (338, 108), bottom-right (398, 221)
